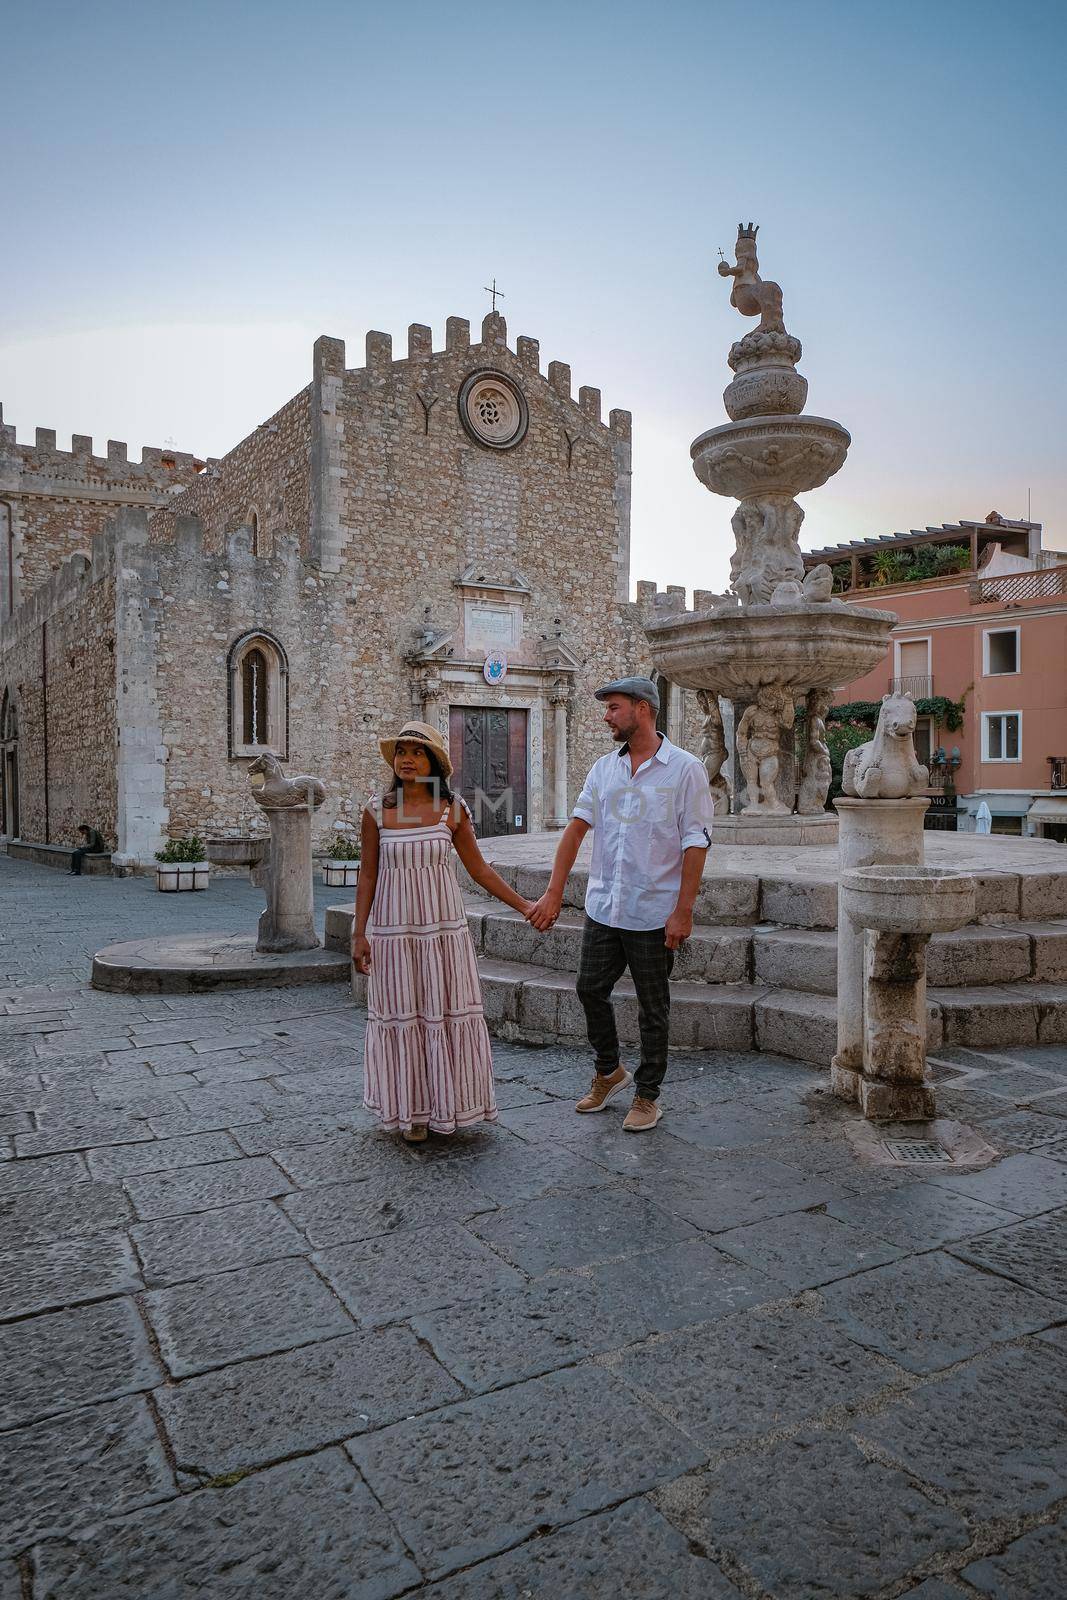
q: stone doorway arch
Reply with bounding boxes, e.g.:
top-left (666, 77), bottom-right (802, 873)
top-left (1, 689), bottom-right (19, 839)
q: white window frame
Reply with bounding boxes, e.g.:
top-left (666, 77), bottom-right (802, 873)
top-left (892, 635), bottom-right (932, 695)
top-left (228, 632), bottom-right (288, 759)
top-left (982, 710), bottom-right (1023, 764)
top-left (983, 625), bottom-right (1021, 677)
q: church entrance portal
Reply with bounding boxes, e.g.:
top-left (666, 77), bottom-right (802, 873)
top-left (449, 707), bottom-right (528, 837)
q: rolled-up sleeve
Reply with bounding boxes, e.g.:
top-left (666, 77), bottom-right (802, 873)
top-left (677, 761), bottom-right (715, 850)
top-left (572, 763), bottom-right (599, 825)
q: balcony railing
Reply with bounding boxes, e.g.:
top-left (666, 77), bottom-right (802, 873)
top-left (1049, 757), bottom-right (1067, 791)
top-left (891, 674), bottom-right (933, 698)
top-left (970, 567), bottom-right (1067, 606)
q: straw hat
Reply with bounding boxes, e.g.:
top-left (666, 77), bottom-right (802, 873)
top-left (378, 720), bottom-right (454, 779)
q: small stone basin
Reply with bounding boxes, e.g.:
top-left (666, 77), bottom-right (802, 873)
top-left (841, 865), bottom-right (976, 936)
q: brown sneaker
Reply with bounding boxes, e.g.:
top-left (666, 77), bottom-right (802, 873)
top-left (623, 1096), bottom-right (662, 1132)
top-left (402, 1125), bottom-right (428, 1143)
top-left (575, 1065), bottom-right (633, 1113)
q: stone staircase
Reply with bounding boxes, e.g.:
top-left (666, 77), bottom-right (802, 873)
top-left (326, 856), bottom-right (1067, 1068)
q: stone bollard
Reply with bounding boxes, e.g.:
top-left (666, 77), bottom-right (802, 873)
top-left (834, 865), bottom-right (975, 1120)
top-left (832, 796), bottom-right (930, 1099)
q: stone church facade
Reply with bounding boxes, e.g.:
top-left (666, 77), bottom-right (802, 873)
top-left (0, 312), bottom-right (702, 865)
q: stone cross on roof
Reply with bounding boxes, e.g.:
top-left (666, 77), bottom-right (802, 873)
top-left (483, 278), bottom-right (505, 313)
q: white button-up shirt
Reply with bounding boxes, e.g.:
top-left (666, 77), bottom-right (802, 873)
top-left (572, 735), bottom-right (714, 931)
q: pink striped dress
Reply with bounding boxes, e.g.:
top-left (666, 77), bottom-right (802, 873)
top-left (363, 796), bottom-right (497, 1133)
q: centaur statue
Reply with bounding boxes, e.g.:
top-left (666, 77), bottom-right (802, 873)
top-left (717, 222), bottom-right (787, 335)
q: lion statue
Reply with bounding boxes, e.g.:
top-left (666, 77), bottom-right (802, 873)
top-left (842, 693), bottom-right (929, 799)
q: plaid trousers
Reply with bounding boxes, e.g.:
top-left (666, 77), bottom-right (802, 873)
top-left (575, 914), bottom-right (675, 1101)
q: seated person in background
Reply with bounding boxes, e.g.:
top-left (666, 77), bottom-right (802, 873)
top-left (69, 823), bottom-right (106, 876)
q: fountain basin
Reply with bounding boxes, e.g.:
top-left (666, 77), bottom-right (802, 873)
top-left (691, 414), bottom-right (851, 499)
top-left (841, 865), bottom-right (976, 936)
top-left (644, 600), bottom-right (895, 699)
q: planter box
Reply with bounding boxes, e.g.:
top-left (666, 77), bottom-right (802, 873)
top-left (206, 836), bottom-right (268, 867)
top-left (156, 863), bottom-right (210, 893)
top-left (322, 859), bottom-right (360, 889)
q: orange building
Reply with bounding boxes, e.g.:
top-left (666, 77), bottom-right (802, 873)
top-left (803, 516), bottom-right (1067, 839)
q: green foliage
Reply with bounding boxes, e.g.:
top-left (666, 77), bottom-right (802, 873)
top-left (933, 543), bottom-right (969, 574)
top-left (154, 835), bottom-right (206, 864)
top-left (871, 548), bottom-right (910, 585)
top-left (324, 833), bottom-right (361, 861)
top-left (830, 561), bottom-right (852, 594)
top-left (826, 721), bottom-right (871, 800)
top-left (828, 696), bottom-right (966, 733)
top-left (855, 540), bottom-right (972, 590)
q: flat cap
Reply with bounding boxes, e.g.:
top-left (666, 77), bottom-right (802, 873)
top-left (594, 675), bottom-right (660, 711)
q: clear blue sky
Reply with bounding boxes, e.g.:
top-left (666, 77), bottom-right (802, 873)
top-left (4, 0), bottom-right (1065, 591)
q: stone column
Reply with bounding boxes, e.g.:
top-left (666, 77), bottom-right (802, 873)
top-left (831, 797), bottom-right (929, 1100)
top-left (549, 683), bottom-right (569, 830)
top-left (256, 805), bottom-right (320, 952)
top-left (860, 928), bottom-right (934, 1120)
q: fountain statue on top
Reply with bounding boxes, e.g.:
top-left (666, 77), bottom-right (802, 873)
top-left (644, 224), bottom-right (896, 840)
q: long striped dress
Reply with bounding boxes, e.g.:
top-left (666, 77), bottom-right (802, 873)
top-left (362, 796), bottom-right (497, 1134)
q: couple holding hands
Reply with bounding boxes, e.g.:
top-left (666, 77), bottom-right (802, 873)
top-left (352, 676), bottom-right (714, 1142)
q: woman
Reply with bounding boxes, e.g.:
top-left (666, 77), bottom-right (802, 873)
top-left (352, 720), bottom-right (535, 1142)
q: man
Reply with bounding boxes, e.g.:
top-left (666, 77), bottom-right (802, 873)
top-left (529, 677), bottom-right (713, 1131)
top-left (69, 823), bottom-right (106, 876)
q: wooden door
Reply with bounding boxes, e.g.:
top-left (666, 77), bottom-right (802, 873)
top-left (448, 707), bottom-right (528, 837)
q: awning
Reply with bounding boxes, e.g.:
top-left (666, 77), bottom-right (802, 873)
top-left (1028, 798), bottom-right (1067, 821)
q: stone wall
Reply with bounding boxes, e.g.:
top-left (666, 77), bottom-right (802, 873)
top-left (0, 404), bottom-right (205, 614)
top-left (0, 537), bottom-right (117, 845)
top-left (148, 389), bottom-right (311, 558)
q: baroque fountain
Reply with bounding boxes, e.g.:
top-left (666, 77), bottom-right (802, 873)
top-left (645, 223), bottom-right (896, 844)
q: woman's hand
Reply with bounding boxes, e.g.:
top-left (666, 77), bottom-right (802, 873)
top-left (352, 935), bottom-right (372, 974)
top-left (518, 898), bottom-right (539, 921)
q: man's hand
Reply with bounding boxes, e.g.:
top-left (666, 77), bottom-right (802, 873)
top-left (664, 907), bottom-right (693, 950)
top-left (527, 891), bottom-right (563, 932)
top-left (352, 935), bottom-right (372, 974)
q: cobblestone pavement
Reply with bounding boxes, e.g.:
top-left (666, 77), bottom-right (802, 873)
top-left (1, 853), bottom-right (1066, 1598)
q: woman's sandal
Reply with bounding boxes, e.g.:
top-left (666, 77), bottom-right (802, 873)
top-left (402, 1125), bottom-right (428, 1143)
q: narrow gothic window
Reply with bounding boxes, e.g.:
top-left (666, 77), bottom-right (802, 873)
top-left (1, 503), bottom-right (12, 618)
top-left (249, 509), bottom-right (259, 557)
top-left (228, 633), bottom-right (288, 758)
top-left (241, 648), bottom-right (268, 745)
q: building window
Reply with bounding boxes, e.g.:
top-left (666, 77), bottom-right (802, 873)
top-left (228, 632), bottom-right (288, 758)
top-left (1, 689), bottom-right (19, 837)
top-left (892, 637), bottom-right (932, 697)
top-left (249, 509), bottom-right (260, 557)
top-left (913, 716), bottom-right (933, 769)
top-left (984, 627), bottom-right (1020, 676)
top-left (982, 711), bottom-right (1022, 762)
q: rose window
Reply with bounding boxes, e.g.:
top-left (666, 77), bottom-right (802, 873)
top-left (459, 371), bottom-right (529, 450)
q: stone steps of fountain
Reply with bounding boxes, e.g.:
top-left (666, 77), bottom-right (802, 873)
top-left (328, 900), bottom-right (1067, 1067)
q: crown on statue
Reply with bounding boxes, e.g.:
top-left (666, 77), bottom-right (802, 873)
top-left (737, 222), bottom-right (758, 240)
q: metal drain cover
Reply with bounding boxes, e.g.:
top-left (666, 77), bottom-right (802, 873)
top-left (882, 1139), bottom-right (953, 1163)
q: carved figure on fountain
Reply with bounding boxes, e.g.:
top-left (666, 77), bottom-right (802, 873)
top-left (730, 497), bottom-right (805, 605)
top-left (841, 693), bottom-right (929, 799)
top-left (717, 224), bottom-right (786, 334)
top-left (797, 689), bottom-right (833, 815)
top-left (696, 691), bottom-right (731, 814)
top-left (737, 685), bottom-right (796, 814)
top-left (248, 751), bottom-right (327, 811)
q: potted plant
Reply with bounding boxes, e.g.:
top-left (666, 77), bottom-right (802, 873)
top-left (321, 832), bottom-right (361, 889)
top-left (155, 835), bottom-right (210, 892)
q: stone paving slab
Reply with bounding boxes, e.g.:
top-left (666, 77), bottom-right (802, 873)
top-left (857, 1342), bottom-right (1067, 1517)
top-left (314, 1223), bottom-right (524, 1327)
top-left (349, 1365), bottom-right (706, 1580)
top-left (0, 1298), bottom-right (161, 1429)
top-left (0, 1395), bottom-right (174, 1558)
top-left (425, 1497), bottom-right (744, 1598)
top-left (633, 1152), bottom-right (838, 1233)
top-left (0, 1178), bottom-right (132, 1248)
top-left (469, 1188), bottom-right (697, 1275)
top-left (925, 1151), bottom-right (1067, 1216)
top-left (961, 1513), bottom-right (1067, 1598)
top-left (14, 1112), bottom-right (154, 1158)
top-left (712, 1208), bottom-right (905, 1290)
top-left (412, 1238), bottom-right (780, 1393)
top-left (144, 1256), bottom-right (354, 1377)
top-left (947, 1206), bottom-right (1067, 1302)
top-left (157, 1326), bottom-right (462, 1479)
top-left (230, 1107), bottom-right (372, 1153)
top-left (611, 1303), bottom-right (892, 1449)
top-left (823, 1180), bottom-right (1019, 1250)
top-left (820, 1251), bottom-right (1066, 1372)
top-left (0, 1150), bottom-right (89, 1194)
top-left (123, 1153), bottom-right (291, 1220)
top-left (282, 1169), bottom-right (498, 1248)
top-left (0, 1233), bottom-right (142, 1321)
top-left (85, 1128), bottom-right (240, 1180)
top-left (656, 1433), bottom-right (971, 1600)
top-left (31, 1449), bottom-right (420, 1599)
top-left (131, 1197), bottom-right (308, 1286)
